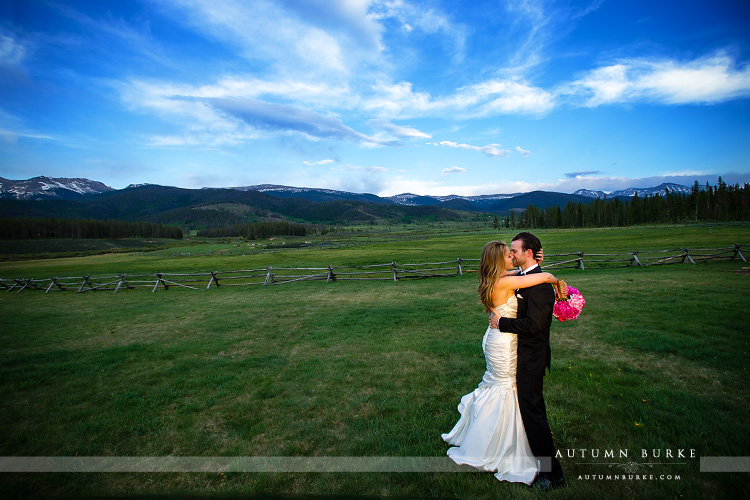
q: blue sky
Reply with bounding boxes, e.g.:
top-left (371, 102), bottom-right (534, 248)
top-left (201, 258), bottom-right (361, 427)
top-left (1, 0), bottom-right (749, 196)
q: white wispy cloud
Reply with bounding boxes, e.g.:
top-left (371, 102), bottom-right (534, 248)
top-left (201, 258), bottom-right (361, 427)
top-left (432, 140), bottom-right (511, 157)
top-left (0, 32), bottom-right (26, 66)
top-left (0, 128), bottom-right (57, 144)
top-left (566, 53), bottom-right (750, 106)
top-left (303, 159), bottom-right (336, 165)
top-left (442, 166), bottom-right (466, 175)
top-left (367, 119), bottom-right (431, 139)
top-left (363, 78), bottom-right (554, 118)
top-left (117, 80), bottom-right (253, 147)
top-left (280, 0), bottom-right (385, 51)
top-left (375, 178), bottom-right (533, 197)
top-left (337, 164), bottom-right (388, 173)
top-left (516, 146), bottom-right (531, 157)
top-left (55, 4), bottom-right (175, 69)
top-left (0, 109), bottom-right (57, 144)
top-left (375, 0), bottom-right (467, 61)
top-left (500, 0), bottom-right (550, 74)
top-left (161, 0), bottom-right (402, 81)
top-left (191, 76), bottom-right (352, 104)
top-left (145, 130), bottom-right (260, 148)
top-left (564, 170), bottom-right (601, 178)
top-left (163, 0), bottom-right (344, 75)
top-left (466, 79), bottom-right (555, 115)
top-left (362, 52), bottom-right (750, 119)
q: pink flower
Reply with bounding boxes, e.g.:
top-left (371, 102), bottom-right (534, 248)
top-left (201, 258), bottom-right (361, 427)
top-left (553, 285), bottom-right (585, 322)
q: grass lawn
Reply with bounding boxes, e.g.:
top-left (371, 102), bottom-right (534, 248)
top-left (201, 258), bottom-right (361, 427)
top-left (1, 225), bottom-right (749, 499)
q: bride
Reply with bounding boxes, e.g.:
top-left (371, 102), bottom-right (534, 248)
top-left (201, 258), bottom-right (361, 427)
top-left (442, 240), bottom-right (565, 485)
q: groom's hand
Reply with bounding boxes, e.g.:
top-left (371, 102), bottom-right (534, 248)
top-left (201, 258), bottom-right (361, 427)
top-left (489, 309), bottom-right (500, 329)
top-left (536, 248), bottom-right (544, 262)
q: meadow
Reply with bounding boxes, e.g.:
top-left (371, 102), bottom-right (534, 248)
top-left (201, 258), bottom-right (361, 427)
top-left (1, 223), bottom-right (749, 499)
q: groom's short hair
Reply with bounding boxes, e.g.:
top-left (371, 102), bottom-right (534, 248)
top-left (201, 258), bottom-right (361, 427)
top-left (512, 232), bottom-right (542, 257)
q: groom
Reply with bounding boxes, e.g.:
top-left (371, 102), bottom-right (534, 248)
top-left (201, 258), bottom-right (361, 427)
top-left (489, 232), bottom-right (565, 491)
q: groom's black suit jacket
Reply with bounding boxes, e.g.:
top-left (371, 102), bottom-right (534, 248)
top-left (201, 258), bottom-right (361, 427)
top-left (497, 266), bottom-right (555, 376)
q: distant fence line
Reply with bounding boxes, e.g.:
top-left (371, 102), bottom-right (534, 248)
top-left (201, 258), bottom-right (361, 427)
top-left (2, 245), bottom-right (745, 294)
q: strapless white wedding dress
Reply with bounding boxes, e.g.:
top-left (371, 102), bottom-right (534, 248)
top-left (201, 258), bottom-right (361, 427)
top-left (441, 294), bottom-right (538, 485)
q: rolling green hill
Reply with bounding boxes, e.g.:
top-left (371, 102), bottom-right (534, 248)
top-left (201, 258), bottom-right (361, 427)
top-left (0, 185), bottom-right (477, 230)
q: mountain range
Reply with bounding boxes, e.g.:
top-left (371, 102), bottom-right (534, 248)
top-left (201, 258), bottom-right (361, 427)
top-left (0, 176), bottom-right (698, 228)
top-left (1, 176), bottom-right (693, 206)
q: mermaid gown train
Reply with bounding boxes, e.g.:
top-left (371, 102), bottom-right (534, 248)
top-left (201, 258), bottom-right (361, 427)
top-left (441, 294), bottom-right (538, 485)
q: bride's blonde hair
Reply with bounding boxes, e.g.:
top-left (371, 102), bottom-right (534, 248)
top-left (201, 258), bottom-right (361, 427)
top-left (478, 241), bottom-right (509, 313)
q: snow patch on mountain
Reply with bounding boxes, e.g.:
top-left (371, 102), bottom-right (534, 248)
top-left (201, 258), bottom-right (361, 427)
top-left (0, 176), bottom-right (114, 199)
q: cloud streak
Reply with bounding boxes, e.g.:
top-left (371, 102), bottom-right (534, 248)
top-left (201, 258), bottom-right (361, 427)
top-left (442, 166), bottom-right (466, 175)
top-left (205, 98), bottom-right (397, 145)
top-left (303, 159), bottom-right (336, 166)
top-left (432, 140), bottom-right (511, 157)
top-left (367, 119), bottom-right (431, 139)
top-left (565, 170), bottom-right (601, 178)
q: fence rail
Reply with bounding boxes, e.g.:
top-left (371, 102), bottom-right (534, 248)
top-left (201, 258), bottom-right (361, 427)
top-left (1, 245), bottom-right (745, 294)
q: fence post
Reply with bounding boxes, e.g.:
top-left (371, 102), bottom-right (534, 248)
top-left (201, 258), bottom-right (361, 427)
top-left (77, 275), bottom-right (93, 293)
top-left (46, 277), bottom-right (65, 293)
top-left (326, 265), bottom-right (336, 283)
top-left (264, 267), bottom-right (275, 285)
top-left (733, 244), bottom-right (746, 262)
top-left (457, 258), bottom-right (463, 276)
top-left (207, 271), bottom-right (220, 290)
top-left (153, 273), bottom-right (169, 292)
top-left (114, 274), bottom-right (131, 293)
top-left (681, 248), bottom-right (695, 264)
top-left (630, 251), bottom-right (642, 267)
top-left (16, 279), bottom-right (32, 293)
top-left (392, 262), bottom-right (398, 282)
top-left (577, 252), bottom-right (585, 270)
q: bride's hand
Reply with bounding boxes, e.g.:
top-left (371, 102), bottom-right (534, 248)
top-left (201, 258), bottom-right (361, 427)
top-left (554, 279), bottom-right (569, 299)
top-left (535, 248), bottom-right (544, 262)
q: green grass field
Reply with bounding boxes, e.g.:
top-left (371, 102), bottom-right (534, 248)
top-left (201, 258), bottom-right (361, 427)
top-left (1, 224), bottom-right (749, 499)
top-left (1, 222), bottom-right (747, 277)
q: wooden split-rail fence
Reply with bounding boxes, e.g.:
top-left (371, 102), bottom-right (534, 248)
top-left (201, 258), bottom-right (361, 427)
top-left (1, 245), bottom-right (745, 294)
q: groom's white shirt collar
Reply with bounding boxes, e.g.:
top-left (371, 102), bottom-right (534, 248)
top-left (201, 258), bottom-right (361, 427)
top-left (521, 263), bottom-right (539, 274)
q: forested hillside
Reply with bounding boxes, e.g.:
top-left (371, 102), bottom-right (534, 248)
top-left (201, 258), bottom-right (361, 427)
top-left (514, 180), bottom-right (747, 229)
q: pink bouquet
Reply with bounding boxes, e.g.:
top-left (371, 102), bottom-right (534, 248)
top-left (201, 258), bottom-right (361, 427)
top-left (553, 285), bottom-right (585, 322)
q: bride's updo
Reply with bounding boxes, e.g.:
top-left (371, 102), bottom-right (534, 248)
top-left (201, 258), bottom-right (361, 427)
top-left (478, 241), bottom-right (509, 313)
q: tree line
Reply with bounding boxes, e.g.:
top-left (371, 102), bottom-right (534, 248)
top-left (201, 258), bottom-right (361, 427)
top-left (0, 217), bottom-right (183, 240)
top-left (499, 179), bottom-right (748, 229)
top-left (196, 221), bottom-right (309, 239)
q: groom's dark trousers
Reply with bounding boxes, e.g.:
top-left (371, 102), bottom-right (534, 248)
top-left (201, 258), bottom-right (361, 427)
top-left (497, 266), bottom-right (563, 481)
